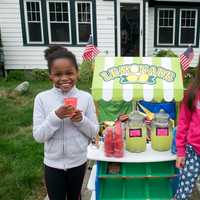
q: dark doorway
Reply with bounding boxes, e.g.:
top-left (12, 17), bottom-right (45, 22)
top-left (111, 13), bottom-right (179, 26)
top-left (120, 3), bottom-right (140, 56)
top-left (0, 29), bottom-right (5, 77)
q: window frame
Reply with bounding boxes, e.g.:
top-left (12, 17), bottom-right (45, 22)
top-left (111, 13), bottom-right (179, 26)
top-left (46, 0), bottom-right (72, 44)
top-left (24, 0), bottom-right (44, 44)
top-left (75, 1), bottom-right (93, 45)
top-left (178, 8), bottom-right (198, 46)
top-left (155, 6), bottom-right (200, 48)
top-left (157, 8), bottom-right (176, 46)
top-left (20, 0), bottom-right (97, 46)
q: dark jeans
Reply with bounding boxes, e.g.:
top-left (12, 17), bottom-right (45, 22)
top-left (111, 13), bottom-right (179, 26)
top-left (44, 163), bottom-right (86, 200)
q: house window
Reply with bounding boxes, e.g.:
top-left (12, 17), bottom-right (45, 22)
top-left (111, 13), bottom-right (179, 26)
top-left (47, 1), bottom-right (71, 44)
top-left (75, 2), bottom-right (93, 44)
top-left (157, 9), bottom-right (175, 45)
top-left (179, 9), bottom-right (198, 45)
top-left (24, 0), bottom-right (44, 44)
top-left (20, 0), bottom-right (97, 46)
top-left (155, 7), bottom-right (199, 47)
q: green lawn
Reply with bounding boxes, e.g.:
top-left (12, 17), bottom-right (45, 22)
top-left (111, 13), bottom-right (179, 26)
top-left (0, 78), bottom-right (90, 200)
top-left (0, 79), bottom-right (50, 200)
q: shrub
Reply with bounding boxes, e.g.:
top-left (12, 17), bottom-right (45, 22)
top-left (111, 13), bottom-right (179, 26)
top-left (78, 60), bottom-right (93, 85)
top-left (154, 49), bottom-right (178, 57)
top-left (7, 69), bottom-right (49, 81)
top-left (7, 70), bottom-right (28, 81)
top-left (31, 69), bottom-right (49, 81)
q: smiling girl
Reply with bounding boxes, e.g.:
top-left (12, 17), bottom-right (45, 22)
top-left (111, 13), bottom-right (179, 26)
top-left (33, 46), bottom-right (99, 200)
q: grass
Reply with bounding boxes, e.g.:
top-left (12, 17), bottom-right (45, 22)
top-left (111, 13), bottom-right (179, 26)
top-left (0, 77), bottom-right (91, 200)
top-left (0, 128), bottom-right (44, 200)
top-left (0, 80), bottom-right (50, 200)
top-left (0, 79), bottom-right (51, 200)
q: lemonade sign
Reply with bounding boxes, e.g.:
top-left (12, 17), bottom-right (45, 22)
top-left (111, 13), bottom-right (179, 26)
top-left (99, 63), bottom-right (176, 85)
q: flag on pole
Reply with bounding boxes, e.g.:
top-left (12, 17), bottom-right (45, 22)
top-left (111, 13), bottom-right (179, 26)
top-left (82, 35), bottom-right (100, 61)
top-left (179, 46), bottom-right (194, 71)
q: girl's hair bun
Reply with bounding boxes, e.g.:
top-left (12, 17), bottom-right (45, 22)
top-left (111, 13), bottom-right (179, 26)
top-left (44, 45), bottom-right (78, 72)
top-left (44, 45), bottom-right (67, 60)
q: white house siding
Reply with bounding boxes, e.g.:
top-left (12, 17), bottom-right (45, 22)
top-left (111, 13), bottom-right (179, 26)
top-left (96, 0), bottom-right (115, 57)
top-left (156, 0), bottom-right (200, 2)
top-left (145, 1), bottom-right (149, 56)
top-left (147, 7), bottom-right (155, 57)
top-left (0, 0), bottom-right (47, 69)
top-left (2, 0), bottom-right (199, 70)
top-left (0, 0), bottom-right (115, 70)
top-left (147, 7), bottom-right (200, 67)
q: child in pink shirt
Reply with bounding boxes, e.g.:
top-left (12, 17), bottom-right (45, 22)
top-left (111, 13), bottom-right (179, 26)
top-left (174, 60), bottom-right (200, 200)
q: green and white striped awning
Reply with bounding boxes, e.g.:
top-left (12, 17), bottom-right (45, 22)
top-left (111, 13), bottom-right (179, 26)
top-left (92, 57), bottom-right (184, 102)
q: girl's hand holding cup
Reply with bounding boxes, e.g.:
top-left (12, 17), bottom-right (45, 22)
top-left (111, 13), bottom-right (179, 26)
top-left (55, 97), bottom-right (77, 119)
top-left (70, 109), bottom-right (83, 122)
top-left (55, 105), bottom-right (75, 119)
top-left (55, 97), bottom-right (82, 121)
top-left (64, 97), bottom-right (82, 122)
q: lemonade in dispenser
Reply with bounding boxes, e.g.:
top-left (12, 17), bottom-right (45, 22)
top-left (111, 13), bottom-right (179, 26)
top-left (151, 109), bottom-right (173, 151)
top-left (125, 111), bottom-right (147, 153)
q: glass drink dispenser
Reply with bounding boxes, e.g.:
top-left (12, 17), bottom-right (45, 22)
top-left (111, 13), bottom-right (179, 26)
top-left (125, 111), bottom-right (146, 153)
top-left (151, 109), bottom-right (172, 151)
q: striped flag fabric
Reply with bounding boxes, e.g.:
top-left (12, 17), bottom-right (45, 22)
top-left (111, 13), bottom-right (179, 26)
top-left (82, 35), bottom-right (100, 61)
top-left (179, 46), bottom-right (194, 71)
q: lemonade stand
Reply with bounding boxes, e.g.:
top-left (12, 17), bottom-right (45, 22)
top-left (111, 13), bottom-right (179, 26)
top-left (87, 57), bottom-right (184, 200)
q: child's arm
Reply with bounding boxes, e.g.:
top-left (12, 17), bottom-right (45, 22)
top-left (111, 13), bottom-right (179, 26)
top-left (33, 95), bottom-right (62, 143)
top-left (73, 95), bottom-right (99, 138)
top-left (176, 94), bottom-right (192, 157)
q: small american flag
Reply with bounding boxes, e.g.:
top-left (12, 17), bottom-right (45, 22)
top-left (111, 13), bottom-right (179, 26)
top-left (82, 35), bottom-right (100, 61)
top-left (179, 46), bottom-right (194, 71)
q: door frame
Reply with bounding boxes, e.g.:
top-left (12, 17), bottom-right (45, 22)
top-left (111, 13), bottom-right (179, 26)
top-left (116, 0), bottom-right (143, 56)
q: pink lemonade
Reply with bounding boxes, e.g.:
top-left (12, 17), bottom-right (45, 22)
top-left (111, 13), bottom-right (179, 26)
top-left (64, 97), bottom-right (77, 108)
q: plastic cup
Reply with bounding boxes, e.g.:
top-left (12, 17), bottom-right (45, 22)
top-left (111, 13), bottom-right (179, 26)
top-left (64, 97), bottom-right (77, 108)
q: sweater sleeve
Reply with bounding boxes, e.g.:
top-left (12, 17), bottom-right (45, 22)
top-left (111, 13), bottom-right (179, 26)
top-left (33, 94), bottom-right (62, 143)
top-left (176, 94), bottom-right (192, 157)
top-left (73, 95), bottom-right (99, 139)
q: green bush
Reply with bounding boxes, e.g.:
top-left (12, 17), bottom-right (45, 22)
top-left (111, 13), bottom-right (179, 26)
top-left (78, 60), bottom-right (93, 85)
top-left (7, 69), bottom-right (49, 81)
top-left (31, 69), bottom-right (49, 81)
top-left (7, 70), bottom-right (28, 81)
top-left (154, 49), bottom-right (178, 57)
